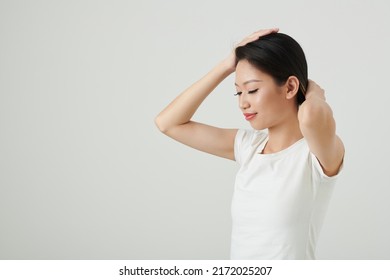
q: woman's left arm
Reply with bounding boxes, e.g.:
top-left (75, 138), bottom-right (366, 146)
top-left (298, 80), bottom-right (345, 177)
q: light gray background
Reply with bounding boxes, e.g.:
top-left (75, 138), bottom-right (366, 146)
top-left (1, 0), bottom-right (389, 259)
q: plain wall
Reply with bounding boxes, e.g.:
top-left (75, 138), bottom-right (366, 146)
top-left (1, 0), bottom-right (389, 259)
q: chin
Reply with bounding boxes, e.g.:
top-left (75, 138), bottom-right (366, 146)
top-left (249, 122), bottom-right (267, 131)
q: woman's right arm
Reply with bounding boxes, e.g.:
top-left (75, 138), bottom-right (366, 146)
top-left (154, 59), bottom-right (238, 160)
top-left (154, 28), bottom-right (279, 161)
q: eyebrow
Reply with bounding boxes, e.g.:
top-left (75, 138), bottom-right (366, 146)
top-left (234, 79), bottom-right (263, 86)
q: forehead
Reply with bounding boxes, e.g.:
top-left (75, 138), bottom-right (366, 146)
top-left (235, 60), bottom-right (271, 85)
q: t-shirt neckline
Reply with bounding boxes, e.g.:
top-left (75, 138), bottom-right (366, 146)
top-left (257, 137), bottom-right (306, 159)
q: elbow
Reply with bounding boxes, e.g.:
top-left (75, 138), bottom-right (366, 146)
top-left (154, 114), bottom-right (176, 134)
top-left (154, 115), bottom-right (168, 134)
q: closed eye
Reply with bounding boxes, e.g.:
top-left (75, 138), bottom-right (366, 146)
top-left (234, 89), bottom-right (258, 96)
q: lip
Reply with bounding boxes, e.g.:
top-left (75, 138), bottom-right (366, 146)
top-left (243, 113), bottom-right (257, 121)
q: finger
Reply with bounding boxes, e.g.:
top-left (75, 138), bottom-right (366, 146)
top-left (308, 80), bottom-right (323, 91)
top-left (241, 28), bottom-right (279, 45)
top-left (236, 28), bottom-right (279, 48)
top-left (307, 79), bottom-right (316, 90)
top-left (251, 27), bottom-right (279, 37)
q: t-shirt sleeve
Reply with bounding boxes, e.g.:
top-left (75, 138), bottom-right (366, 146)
top-left (311, 152), bottom-right (344, 182)
top-left (234, 129), bottom-right (252, 165)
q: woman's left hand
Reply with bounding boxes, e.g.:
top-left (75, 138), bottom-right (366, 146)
top-left (305, 79), bottom-right (326, 101)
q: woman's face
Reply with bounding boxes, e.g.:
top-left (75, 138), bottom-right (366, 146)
top-left (235, 59), bottom-right (294, 130)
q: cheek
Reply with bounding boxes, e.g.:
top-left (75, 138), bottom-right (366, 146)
top-left (253, 89), bottom-right (278, 109)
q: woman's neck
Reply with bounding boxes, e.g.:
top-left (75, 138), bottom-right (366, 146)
top-left (262, 115), bottom-right (303, 154)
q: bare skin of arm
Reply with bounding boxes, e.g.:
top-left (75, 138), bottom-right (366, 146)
top-left (298, 80), bottom-right (345, 176)
top-left (155, 29), bottom-right (279, 160)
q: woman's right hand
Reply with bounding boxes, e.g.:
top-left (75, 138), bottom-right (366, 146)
top-left (155, 28), bottom-right (279, 161)
top-left (223, 28), bottom-right (280, 72)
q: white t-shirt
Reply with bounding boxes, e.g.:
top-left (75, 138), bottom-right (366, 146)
top-left (231, 129), bottom-right (342, 260)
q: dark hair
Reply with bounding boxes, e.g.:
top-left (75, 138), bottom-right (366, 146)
top-left (235, 33), bottom-right (308, 105)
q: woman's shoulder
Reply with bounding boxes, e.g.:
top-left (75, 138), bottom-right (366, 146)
top-left (235, 129), bottom-right (268, 163)
top-left (236, 129), bottom-right (268, 146)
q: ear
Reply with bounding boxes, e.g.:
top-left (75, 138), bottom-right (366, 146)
top-left (285, 76), bottom-right (300, 100)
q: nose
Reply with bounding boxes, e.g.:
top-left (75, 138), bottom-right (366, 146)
top-left (239, 94), bottom-right (250, 110)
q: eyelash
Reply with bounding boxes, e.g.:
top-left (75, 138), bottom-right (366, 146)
top-left (234, 89), bottom-right (258, 96)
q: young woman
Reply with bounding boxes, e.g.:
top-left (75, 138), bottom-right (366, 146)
top-left (155, 28), bottom-right (344, 260)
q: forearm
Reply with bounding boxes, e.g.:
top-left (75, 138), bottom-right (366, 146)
top-left (155, 60), bottom-right (234, 133)
top-left (298, 94), bottom-right (343, 173)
